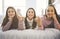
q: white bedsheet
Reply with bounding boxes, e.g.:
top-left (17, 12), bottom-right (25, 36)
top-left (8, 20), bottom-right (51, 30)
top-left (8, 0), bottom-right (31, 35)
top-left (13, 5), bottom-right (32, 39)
top-left (0, 28), bottom-right (60, 39)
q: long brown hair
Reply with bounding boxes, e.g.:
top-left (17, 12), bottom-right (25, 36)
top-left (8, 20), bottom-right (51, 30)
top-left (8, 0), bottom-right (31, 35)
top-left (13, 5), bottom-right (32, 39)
top-left (45, 5), bottom-right (60, 23)
top-left (2, 7), bottom-right (18, 29)
top-left (25, 8), bottom-right (37, 29)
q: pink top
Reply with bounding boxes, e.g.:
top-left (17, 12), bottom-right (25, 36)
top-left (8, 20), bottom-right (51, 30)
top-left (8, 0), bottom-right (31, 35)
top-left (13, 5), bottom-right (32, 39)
top-left (41, 16), bottom-right (60, 28)
top-left (1, 20), bottom-right (24, 31)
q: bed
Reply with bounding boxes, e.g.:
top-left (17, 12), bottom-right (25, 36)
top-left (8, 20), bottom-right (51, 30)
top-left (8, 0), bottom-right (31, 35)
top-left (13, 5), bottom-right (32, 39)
top-left (0, 24), bottom-right (60, 39)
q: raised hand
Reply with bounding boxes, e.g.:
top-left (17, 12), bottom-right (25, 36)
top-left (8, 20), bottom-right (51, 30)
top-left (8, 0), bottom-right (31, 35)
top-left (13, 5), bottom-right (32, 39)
top-left (35, 17), bottom-right (42, 27)
top-left (8, 17), bottom-right (13, 22)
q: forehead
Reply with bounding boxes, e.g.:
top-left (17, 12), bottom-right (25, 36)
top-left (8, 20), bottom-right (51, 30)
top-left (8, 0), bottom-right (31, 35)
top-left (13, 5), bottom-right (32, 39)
top-left (28, 9), bottom-right (34, 11)
top-left (8, 8), bottom-right (14, 11)
top-left (47, 6), bottom-right (54, 10)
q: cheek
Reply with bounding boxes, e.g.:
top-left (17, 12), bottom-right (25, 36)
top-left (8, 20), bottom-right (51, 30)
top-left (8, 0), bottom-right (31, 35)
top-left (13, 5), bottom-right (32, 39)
top-left (32, 14), bottom-right (34, 18)
top-left (49, 12), bottom-right (54, 17)
top-left (27, 13), bottom-right (29, 17)
top-left (8, 12), bottom-right (15, 17)
top-left (32, 13), bottom-right (34, 16)
top-left (12, 13), bottom-right (15, 16)
top-left (27, 12), bottom-right (34, 18)
top-left (8, 13), bottom-right (11, 17)
top-left (46, 13), bottom-right (50, 17)
top-left (30, 14), bottom-right (34, 18)
top-left (30, 13), bottom-right (34, 17)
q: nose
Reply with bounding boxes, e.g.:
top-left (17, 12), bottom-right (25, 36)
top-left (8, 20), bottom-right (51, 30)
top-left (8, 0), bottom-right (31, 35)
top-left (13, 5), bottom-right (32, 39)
top-left (29, 12), bottom-right (32, 15)
top-left (48, 11), bottom-right (52, 14)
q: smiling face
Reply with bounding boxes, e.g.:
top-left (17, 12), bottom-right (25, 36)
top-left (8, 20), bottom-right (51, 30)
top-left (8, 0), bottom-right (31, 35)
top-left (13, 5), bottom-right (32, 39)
top-left (7, 8), bottom-right (15, 18)
top-left (27, 9), bottom-right (35, 20)
top-left (46, 6), bottom-right (55, 19)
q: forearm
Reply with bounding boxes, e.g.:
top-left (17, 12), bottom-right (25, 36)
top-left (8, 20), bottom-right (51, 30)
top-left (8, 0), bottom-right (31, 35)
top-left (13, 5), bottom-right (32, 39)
top-left (18, 20), bottom-right (24, 30)
top-left (37, 20), bottom-right (44, 30)
top-left (2, 21), bottom-right (12, 31)
top-left (36, 17), bottom-right (44, 30)
top-left (54, 18), bottom-right (60, 30)
top-left (38, 23), bottom-right (44, 30)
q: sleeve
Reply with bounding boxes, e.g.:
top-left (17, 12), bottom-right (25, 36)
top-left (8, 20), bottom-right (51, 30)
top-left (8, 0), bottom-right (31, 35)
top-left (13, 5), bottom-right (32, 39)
top-left (54, 19), bottom-right (60, 30)
top-left (2, 21), bottom-right (12, 31)
top-left (17, 19), bottom-right (25, 30)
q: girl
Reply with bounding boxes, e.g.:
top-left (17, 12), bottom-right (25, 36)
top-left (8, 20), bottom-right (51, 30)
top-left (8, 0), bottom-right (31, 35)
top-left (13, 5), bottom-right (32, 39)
top-left (24, 8), bottom-right (43, 29)
top-left (41, 5), bottom-right (60, 30)
top-left (1, 7), bottom-right (24, 31)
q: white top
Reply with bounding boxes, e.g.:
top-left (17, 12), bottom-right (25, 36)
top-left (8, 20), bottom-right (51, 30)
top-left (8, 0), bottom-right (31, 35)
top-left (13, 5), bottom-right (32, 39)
top-left (27, 18), bottom-right (33, 29)
top-left (24, 18), bottom-right (38, 29)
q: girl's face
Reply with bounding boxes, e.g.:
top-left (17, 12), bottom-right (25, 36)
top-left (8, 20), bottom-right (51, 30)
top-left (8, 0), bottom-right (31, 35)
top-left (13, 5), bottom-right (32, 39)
top-left (46, 6), bottom-right (55, 18)
top-left (8, 8), bottom-right (15, 18)
top-left (27, 9), bottom-right (34, 20)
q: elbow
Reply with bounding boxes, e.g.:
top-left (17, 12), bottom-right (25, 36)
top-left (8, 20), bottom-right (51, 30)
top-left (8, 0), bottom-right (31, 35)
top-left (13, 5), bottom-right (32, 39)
top-left (2, 27), bottom-right (8, 31)
top-left (55, 25), bottom-right (60, 30)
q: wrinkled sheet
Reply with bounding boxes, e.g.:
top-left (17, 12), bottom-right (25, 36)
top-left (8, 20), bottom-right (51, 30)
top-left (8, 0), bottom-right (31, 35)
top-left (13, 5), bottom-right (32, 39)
top-left (0, 28), bottom-right (60, 39)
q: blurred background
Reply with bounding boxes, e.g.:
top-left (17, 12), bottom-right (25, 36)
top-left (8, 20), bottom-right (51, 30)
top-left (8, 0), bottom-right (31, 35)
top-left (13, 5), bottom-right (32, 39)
top-left (0, 0), bottom-right (60, 24)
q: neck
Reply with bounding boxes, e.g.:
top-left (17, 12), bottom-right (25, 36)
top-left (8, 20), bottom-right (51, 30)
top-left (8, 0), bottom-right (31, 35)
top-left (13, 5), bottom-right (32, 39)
top-left (28, 18), bottom-right (33, 21)
top-left (27, 18), bottom-right (33, 22)
top-left (45, 16), bottom-right (52, 21)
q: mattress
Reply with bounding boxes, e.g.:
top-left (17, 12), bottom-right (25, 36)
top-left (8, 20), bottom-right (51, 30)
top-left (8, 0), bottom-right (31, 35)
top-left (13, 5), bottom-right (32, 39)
top-left (0, 28), bottom-right (60, 39)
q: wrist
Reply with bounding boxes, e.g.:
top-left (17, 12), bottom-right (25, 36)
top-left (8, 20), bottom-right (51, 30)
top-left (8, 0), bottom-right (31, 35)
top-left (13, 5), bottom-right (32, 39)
top-left (38, 26), bottom-right (44, 30)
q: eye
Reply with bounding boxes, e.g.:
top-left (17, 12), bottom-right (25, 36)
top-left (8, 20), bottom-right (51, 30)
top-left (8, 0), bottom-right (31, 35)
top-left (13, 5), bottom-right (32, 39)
top-left (11, 11), bottom-right (14, 13)
top-left (32, 11), bottom-right (33, 13)
top-left (29, 11), bottom-right (30, 13)
top-left (8, 11), bottom-right (10, 13)
top-left (51, 10), bottom-right (53, 12)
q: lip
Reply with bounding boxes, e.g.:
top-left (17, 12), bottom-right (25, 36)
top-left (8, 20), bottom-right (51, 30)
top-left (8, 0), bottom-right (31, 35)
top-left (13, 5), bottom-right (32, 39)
top-left (10, 15), bottom-right (12, 16)
top-left (29, 15), bottom-right (33, 16)
top-left (9, 14), bottom-right (13, 16)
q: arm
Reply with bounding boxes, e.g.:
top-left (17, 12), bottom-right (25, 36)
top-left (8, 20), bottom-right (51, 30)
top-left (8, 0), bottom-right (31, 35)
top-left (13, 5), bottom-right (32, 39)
top-left (54, 18), bottom-right (60, 30)
top-left (53, 15), bottom-right (60, 30)
top-left (35, 17), bottom-right (44, 30)
top-left (2, 21), bottom-right (12, 31)
top-left (17, 17), bottom-right (25, 30)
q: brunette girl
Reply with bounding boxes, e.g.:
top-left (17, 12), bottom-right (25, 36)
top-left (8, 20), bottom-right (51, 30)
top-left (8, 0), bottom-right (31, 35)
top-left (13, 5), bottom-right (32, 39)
top-left (1, 7), bottom-right (24, 31)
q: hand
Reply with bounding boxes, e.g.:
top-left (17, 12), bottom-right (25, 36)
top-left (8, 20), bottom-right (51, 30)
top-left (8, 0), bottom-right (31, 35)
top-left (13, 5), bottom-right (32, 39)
top-left (8, 17), bottom-right (13, 22)
top-left (52, 14), bottom-right (57, 20)
top-left (35, 17), bottom-right (40, 23)
top-left (38, 26), bottom-right (44, 30)
top-left (17, 16), bottom-right (24, 22)
top-left (18, 26), bottom-right (24, 30)
top-left (35, 17), bottom-right (42, 27)
top-left (57, 25), bottom-right (60, 30)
